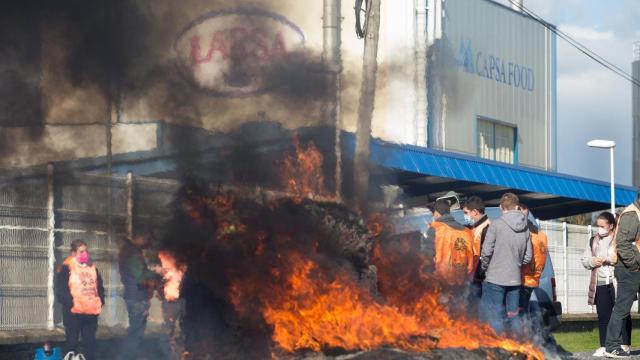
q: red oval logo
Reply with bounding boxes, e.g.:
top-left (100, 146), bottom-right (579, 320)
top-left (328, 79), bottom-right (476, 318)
top-left (174, 8), bottom-right (306, 97)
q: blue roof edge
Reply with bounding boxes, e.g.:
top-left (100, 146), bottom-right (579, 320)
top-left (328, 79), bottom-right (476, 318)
top-left (341, 133), bottom-right (637, 206)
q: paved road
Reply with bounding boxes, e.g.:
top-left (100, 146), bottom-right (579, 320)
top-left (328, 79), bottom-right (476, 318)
top-left (570, 349), bottom-right (640, 359)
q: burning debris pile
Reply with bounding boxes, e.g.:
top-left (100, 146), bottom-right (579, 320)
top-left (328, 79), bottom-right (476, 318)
top-left (157, 140), bottom-right (545, 360)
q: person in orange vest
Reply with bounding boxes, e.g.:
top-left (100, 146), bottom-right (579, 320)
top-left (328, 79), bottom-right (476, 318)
top-left (425, 198), bottom-right (474, 287)
top-left (518, 204), bottom-right (548, 337)
top-left (462, 196), bottom-right (491, 303)
top-left (54, 239), bottom-right (105, 360)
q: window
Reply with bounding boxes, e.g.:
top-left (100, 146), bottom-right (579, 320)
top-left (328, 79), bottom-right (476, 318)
top-left (478, 119), bottom-right (516, 164)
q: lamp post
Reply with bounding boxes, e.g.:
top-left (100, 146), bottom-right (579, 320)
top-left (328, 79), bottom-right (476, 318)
top-left (587, 139), bottom-right (616, 214)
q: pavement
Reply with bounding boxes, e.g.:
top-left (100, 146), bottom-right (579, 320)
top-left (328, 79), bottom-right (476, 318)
top-left (568, 349), bottom-right (640, 359)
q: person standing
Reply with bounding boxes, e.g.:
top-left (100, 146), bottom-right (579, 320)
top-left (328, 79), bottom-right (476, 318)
top-left (55, 240), bottom-right (104, 360)
top-left (583, 212), bottom-right (631, 357)
top-left (118, 228), bottom-right (161, 360)
top-left (425, 199), bottom-right (475, 287)
top-left (603, 195), bottom-right (640, 357)
top-left (518, 204), bottom-right (548, 339)
top-left (462, 196), bottom-right (491, 303)
top-left (479, 193), bottom-right (532, 335)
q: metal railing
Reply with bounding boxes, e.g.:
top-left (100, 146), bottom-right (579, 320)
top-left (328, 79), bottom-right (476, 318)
top-left (541, 220), bottom-right (638, 315)
top-left (0, 166), bottom-right (178, 330)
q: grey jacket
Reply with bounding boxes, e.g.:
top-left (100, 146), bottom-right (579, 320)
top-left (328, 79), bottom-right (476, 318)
top-left (481, 210), bottom-right (532, 286)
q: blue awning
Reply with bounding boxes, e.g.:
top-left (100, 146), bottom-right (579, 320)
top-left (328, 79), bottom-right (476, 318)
top-left (343, 134), bottom-right (637, 220)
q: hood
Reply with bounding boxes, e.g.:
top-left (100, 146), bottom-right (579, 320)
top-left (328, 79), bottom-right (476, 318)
top-left (435, 214), bottom-right (466, 230)
top-left (501, 211), bottom-right (528, 232)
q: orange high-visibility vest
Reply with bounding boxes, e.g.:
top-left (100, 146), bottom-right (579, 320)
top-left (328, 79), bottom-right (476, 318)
top-left (431, 222), bottom-right (475, 285)
top-left (65, 257), bottom-right (102, 315)
top-left (521, 228), bottom-right (548, 288)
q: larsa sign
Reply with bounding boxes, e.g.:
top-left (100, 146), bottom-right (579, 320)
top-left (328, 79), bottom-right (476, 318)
top-left (174, 8), bottom-right (305, 97)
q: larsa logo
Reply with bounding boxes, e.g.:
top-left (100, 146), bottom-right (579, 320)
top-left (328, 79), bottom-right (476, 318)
top-left (174, 8), bottom-right (305, 97)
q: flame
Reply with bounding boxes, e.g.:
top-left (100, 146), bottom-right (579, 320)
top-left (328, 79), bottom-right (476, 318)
top-left (254, 250), bottom-right (543, 359)
top-left (165, 138), bottom-right (545, 359)
top-left (261, 254), bottom-right (439, 353)
top-left (282, 135), bottom-right (327, 199)
top-left (158, 250), bottom-right (186, 302)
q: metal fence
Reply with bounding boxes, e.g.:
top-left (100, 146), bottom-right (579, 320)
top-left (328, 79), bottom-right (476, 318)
top-left (0, 168), bottom-right (632, 330)
top-left (0, 166), bottom-right (178, 331)
top-left (541, 221), bottom-right (638, 315)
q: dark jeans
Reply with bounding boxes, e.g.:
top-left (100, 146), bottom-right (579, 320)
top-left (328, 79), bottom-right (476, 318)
top-left (597, 283), bottom-right (632, 347)
top-left (119, 299), bottom-right (150, 360)
top-left (62, 308), bottom-right (98, 360)
top-left (605, 266), bottom-right (639, 351)
top-left (480, 281), bottom-right (521, 335)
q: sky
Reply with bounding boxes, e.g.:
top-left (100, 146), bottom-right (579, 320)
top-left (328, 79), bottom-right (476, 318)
top-left (497, 0), bottom-right (640, 186)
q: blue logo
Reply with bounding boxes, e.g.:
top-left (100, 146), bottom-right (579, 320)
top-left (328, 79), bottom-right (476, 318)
top-left (456, 37), bottom-right (534, 92)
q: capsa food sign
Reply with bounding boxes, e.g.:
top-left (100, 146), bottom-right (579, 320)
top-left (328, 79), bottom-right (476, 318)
top-left (174, 8), bottom-right (305, 97)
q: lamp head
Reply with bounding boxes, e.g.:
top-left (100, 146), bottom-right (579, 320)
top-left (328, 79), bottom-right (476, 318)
top-left (587, 139), bottom-right (616, 148)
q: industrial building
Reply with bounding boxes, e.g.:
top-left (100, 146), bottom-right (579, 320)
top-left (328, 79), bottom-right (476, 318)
top-left (0, 0), bottom-right (636, 333)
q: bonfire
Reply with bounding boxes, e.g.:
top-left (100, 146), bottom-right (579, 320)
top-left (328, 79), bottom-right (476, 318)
top-left (157, 137), bottom-right (546, 360)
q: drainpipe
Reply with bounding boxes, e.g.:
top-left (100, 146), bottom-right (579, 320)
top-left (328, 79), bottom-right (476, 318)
top-left (323, 0), bottom-right (343, 201)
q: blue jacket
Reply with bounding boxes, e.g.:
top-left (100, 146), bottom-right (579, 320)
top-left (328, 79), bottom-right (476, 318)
top-left (34, 347), bottom-right (61, 360)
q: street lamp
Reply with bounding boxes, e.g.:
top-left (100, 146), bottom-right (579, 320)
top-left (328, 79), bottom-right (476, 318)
top-left (587, 139), bottom-right (616, 214)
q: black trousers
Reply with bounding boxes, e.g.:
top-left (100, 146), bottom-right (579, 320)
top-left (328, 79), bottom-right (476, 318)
top-left (605, 267), bottom-right (636, 351)
top-left (62, 308), bottom-right (98, 360)
top-left (595, 284), bottom-right (631, 347)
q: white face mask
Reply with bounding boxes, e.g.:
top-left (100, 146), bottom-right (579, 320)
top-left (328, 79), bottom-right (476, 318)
top-left (597, 227), bottom-right (610, 237)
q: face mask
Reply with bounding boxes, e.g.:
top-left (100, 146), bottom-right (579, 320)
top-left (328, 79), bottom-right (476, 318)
top-left (463, 214), bottom-right (473, 225)
top-left (597, 228), bottom-right (610, 237)
top-left (78, 253), bottom-right (89, 264)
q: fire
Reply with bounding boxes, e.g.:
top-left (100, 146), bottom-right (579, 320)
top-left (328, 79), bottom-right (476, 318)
top-left (282, 135), bottom-right (328, 199)
top-left (158, 250), bottom-right (186, 302)
top-left (163, 138), bottom-right (545, 359)
top-left (261, 254), bottom-right (439, 353)
top-left (256, 250), bottom-right (543, 359)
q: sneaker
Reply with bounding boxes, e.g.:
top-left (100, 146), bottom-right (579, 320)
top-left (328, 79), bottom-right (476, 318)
top-left (605, 347), bottom-right (631, 358)
top-left (63, 352), bottom-right (75, 360)
top-left (621, 345), bottom-right (630, 352)
top-left (593, 347), bottom-right (607, 357)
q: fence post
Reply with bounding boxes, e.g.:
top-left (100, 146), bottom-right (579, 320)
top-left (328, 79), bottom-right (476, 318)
top-left (563, 221), bottom-right (569, 314)
top-left (127, 171), bottom-right (134, 241)
top-left (46, 163), bottom-right (55, 330)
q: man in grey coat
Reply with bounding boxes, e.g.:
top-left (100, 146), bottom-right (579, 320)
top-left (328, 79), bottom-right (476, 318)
top-left (479, 193), bottom-right (532, 335)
